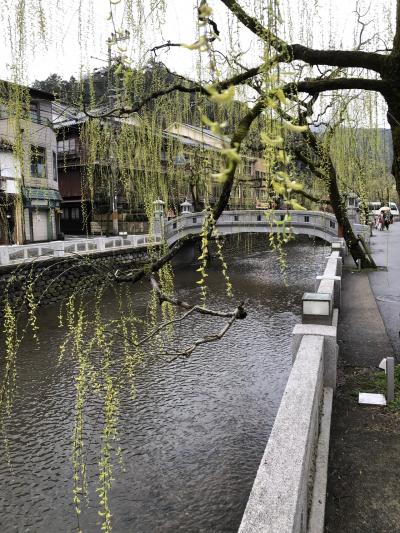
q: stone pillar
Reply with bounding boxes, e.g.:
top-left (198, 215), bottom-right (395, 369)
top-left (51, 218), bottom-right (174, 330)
top-left (112, 195), bottom-right (119, 236)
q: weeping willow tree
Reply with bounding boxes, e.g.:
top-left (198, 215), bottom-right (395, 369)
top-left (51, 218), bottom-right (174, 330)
top-left (0, 0), bottom-right (398, 530)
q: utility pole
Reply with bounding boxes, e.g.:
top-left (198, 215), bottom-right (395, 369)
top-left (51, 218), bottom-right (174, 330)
top-left (106, 30), bottom-right (130, 235)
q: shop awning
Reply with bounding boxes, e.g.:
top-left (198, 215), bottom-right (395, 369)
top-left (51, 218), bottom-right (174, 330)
top-left (23, 187), bottom-right (62, 207)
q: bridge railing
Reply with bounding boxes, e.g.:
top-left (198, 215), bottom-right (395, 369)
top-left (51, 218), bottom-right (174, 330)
top-left (0, 209), bottom-right (368, 267)
top-left (164, 210), bottom-right (339, 245)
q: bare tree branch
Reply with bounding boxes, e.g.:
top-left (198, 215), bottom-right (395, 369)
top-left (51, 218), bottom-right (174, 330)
top-left (150, 275), bottom-right (246, 319)
top-left (165, 313), bottom-right (239, 361)
top-left (219, 0), bottom-right (386, 73)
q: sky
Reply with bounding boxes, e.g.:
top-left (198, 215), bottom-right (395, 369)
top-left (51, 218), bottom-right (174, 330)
top-left (0, 0), bottom-right (395, 127)
top-left (0, 0), bottom-right (394, 82)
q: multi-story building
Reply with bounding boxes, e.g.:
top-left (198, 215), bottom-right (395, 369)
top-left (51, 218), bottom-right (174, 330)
top-left (53, 104), bottom-right (89, 235)
top-left (54, 109), bottom-right (268, 236)
top-left (165, 122), bottom-right (266, 209)
top-left (0, 82), bottom-right (61, 244)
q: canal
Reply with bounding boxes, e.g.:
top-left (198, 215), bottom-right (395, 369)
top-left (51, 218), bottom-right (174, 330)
top-left (0, 236), bottom-right (328, 532)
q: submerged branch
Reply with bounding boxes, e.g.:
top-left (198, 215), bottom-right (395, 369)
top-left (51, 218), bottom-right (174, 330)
top-left (150, 275), bottom-right (247, 320)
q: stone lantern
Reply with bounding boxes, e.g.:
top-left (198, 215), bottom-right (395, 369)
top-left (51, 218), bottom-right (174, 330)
top-left (345, 192), bottom-right (360, 223)
top-left (153, 198), bottom-right (165, 214)
top-left (153, 198), bottom-right (165, 238)
top-left (180, 199), bottom-right (192, 214)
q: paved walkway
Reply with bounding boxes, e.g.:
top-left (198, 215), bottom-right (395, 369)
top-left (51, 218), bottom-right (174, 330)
top-left (369, 223), bottom-right (400, 358)
top-left (325, 222), bottom-right (400, 533)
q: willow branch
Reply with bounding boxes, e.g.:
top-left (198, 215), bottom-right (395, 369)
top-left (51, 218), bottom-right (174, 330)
top-left (114, 234), bottom-right (200, 284)
top-left (297, 187), bottom-right (329, 205)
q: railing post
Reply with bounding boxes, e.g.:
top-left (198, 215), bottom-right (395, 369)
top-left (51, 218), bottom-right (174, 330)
top-left (0, 246), bottom-right (10, 265)
top-left (387, 357), bottom-right (395, 403)
top-left (96, 237), bottom-right (105, 251)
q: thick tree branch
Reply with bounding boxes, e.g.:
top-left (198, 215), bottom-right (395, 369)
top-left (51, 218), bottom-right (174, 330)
top-left (297, 186), bottom-right (328, 205)
top-left (393, 0), bottom-right (400, 56)
top-left (213, 98), bottom-right (266, 220)
top-left (286, 77), bottom-right (390, 96)
top-left (114, 234), bottom-right (200, 283)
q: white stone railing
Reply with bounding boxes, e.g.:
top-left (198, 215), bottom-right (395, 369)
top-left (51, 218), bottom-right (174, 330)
top-left (164, 210), bottom-right (368, 246)
top-left (239, 240), bottom-right (344, 533)
top-left (0, 209), bottom-right (368, 267)
top-left (0, 234), bottom-right (162, 266)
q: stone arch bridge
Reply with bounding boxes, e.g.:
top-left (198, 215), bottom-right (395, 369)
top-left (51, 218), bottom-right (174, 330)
top-left (162, 210), bottom-right (369, 246)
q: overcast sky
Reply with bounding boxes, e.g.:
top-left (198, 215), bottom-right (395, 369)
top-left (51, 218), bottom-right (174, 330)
top-left (0, 0), bottom-right (394, 82)
top-left (0, 0), bottom-right (394, 127)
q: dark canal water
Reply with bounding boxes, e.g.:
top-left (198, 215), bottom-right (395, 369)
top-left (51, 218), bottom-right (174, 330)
top-left (0, 236), bottom-right (328, 532)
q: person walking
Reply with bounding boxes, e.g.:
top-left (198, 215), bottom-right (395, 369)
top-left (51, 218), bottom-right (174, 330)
top-left (378, 212), bottom-right (384, 230)
top-left (381, 205), bottom-right (391, 230)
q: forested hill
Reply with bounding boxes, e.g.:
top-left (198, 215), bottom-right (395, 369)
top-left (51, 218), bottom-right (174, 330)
top-left (32, 63), bottom-right (245, 120)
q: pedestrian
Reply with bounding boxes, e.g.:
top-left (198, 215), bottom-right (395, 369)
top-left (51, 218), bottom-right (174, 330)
top-left (384, 210), bottom-right (391, 230)
top-left (378, 212), bottom-right (384, 231)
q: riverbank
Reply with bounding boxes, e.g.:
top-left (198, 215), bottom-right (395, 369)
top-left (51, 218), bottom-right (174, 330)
top-left (325, 223), bottom-right (400, 533)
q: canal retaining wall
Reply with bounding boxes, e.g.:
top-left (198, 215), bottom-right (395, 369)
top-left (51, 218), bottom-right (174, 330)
top-left (0, 245), bottom-right (152, 309)
top-left (239, 241), bottom-right (344, 533)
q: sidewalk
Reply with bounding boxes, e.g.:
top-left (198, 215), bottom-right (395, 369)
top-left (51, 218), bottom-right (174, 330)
top-left (325, 222), bottom-right (400, 533)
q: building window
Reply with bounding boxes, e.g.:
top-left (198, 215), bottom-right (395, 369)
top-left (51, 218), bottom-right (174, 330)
top-left (29, 102), bottom-right (40, 123)
top-left (61, 208), bottom-right (69, 220)
top-left (57, 138), bottom-right (77, 154)
top-left (255, 170), bottom-right (265, 182)
top-left (52, 152), bottom-right (58, 181)
top-left (304, 215), bottom-right (310, 222)
top-left (243, 161), bottom-right (252, 175)
top-left (31, 146), bottom-right (47, 178)
top-left (71, 207), bottom-right (80, 220)
top-left (330, 220), bottom-right (336, 228)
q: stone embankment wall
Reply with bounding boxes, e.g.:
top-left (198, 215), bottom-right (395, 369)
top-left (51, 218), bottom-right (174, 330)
top-left (239, 240), bottom-right (345, 533)
top-left (0, 246), bottom-right (151, 310)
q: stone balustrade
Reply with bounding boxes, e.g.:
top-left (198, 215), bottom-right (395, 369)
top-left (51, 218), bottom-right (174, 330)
top-left (239, 239), bottom-right (345, 533)
top-left (0, 234), bottom-right (162, 266)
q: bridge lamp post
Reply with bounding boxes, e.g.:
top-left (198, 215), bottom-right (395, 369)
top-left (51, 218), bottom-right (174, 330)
top-left (153, 199), bottom-right (165, 239)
